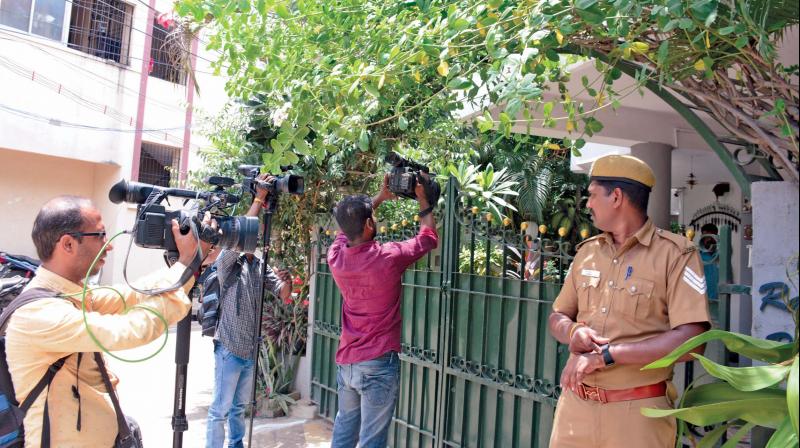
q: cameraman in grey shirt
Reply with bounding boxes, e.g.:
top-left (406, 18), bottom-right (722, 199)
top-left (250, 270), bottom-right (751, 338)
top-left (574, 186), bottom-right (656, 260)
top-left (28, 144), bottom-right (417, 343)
top-left (206, 174), bottom-right (291, 448)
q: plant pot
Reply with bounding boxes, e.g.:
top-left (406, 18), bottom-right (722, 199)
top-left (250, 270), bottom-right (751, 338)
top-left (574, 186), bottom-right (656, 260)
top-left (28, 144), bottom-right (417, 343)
top-left (256, 390), bottom-right (302, 418)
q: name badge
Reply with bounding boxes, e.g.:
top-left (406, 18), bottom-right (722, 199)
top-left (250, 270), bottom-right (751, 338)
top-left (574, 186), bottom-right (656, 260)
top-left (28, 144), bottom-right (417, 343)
top-left (581, 269), bottom-right (601, 278)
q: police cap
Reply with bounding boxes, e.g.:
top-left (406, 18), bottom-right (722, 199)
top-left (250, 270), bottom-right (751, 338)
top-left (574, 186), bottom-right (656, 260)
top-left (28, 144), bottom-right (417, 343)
top-left (589, 154), bottom-right (655, 190)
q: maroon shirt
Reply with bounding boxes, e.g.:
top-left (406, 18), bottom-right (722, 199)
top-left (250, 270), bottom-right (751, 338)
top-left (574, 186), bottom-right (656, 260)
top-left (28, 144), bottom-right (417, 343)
top-left (327, 225), bottom-right (439, 364)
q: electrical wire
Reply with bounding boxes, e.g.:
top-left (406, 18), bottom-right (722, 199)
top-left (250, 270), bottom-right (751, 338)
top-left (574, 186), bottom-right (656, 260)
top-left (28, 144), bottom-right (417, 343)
top-left (65, 230), bottom-right (171, 362)
top-left (0, 54), bottom-right (200, 149)
top-left (0, 102), bottom-right (188, 132)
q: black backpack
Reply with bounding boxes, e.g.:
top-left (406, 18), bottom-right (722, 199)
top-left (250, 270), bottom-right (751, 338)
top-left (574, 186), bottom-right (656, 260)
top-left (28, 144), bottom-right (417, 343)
top-left (0, 289), bottom-right (139, 448)
top-left (0, 288), bottom-right (68, 448)
top-left (199, 259), bottom-right (244, 337)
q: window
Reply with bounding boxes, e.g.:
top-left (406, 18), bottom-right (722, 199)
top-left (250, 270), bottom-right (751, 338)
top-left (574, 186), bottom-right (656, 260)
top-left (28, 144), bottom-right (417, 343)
top-left (67, 0), bottom-right (132, 64)
top-left (138, 142), bottom-right (180, 187)
top-left (149, 18), bottom-right (185, 84)
top-left (0, 0), bottom-right (67, 40)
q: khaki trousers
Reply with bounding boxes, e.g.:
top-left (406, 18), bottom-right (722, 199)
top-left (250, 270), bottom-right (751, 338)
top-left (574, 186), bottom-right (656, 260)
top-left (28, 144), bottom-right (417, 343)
top-left (550, 389), bottom-right (676, 447)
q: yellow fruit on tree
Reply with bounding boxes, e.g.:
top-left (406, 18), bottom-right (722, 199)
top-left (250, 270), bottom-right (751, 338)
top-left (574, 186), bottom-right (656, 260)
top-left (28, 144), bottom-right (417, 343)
top-left (580, 228), bottom-right (590, 239)
top-left (558, 227), bottom-right (568, 237)
top-left (520, 222), bottom-right (529, 231)
top-left (437, 61), bottom-right (449, 77)
top-left (539, 224), bottom-right (547, 234)
top-left (471, 206), bottom-right (479, 215)
top-left (503, 217), bottom-right (512, 226)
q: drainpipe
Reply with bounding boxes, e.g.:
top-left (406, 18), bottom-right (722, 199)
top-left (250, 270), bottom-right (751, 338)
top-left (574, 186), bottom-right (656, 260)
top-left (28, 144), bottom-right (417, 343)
top-left (131, 0), bottom-right (157, 181)
top-left (179, 37), bottom-right (198, 187)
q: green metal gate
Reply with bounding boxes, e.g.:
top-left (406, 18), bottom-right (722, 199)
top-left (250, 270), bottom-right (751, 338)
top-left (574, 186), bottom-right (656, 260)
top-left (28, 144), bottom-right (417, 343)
top-left (311, 178), bottom-right (571, 447)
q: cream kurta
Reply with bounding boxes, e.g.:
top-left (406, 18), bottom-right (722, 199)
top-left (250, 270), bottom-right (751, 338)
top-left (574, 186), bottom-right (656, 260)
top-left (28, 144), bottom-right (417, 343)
top-left (5, 264), bottom-right (193, 447)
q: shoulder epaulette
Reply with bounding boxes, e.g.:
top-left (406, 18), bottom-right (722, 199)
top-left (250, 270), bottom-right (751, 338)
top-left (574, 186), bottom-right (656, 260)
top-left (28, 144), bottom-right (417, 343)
top-left (654, 228), bottom-right (697, 253)
top-left (576, 234), bottom-right (605, 250)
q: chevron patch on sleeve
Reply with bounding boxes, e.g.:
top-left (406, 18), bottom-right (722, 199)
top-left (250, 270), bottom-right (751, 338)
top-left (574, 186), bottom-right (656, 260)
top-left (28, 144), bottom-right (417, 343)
top-left (682, 266), bottom-right (707, 295)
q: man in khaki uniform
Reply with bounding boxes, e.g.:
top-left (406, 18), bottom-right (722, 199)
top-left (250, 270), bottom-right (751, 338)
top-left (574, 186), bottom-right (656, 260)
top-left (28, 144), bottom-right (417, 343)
top-left (548, 155), bottom-right (711, 447)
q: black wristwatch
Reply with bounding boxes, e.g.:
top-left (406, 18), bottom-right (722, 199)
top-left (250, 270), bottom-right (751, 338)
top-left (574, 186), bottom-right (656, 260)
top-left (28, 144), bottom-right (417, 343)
top-left (601, 344), bottom-right (615, 367)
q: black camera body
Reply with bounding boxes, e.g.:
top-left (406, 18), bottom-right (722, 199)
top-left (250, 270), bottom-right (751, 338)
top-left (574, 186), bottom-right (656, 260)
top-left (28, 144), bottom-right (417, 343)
top-left (385, 151), bottom-right (441, 204)
top-left (238, 165), bottom-right (305, 198)
top-left (109, 178), bottom-right (259, 255)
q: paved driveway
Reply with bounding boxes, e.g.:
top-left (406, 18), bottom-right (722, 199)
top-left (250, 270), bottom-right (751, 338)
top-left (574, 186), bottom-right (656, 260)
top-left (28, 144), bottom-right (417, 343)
top-left (108, 321), bottom-right (331, 447)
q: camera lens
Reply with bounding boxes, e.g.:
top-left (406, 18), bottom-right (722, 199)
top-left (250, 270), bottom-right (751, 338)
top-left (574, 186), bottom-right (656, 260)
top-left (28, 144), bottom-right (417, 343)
top-left (216, 216), bottom-right (260, 253)
top-left (276, 175), bottom-right (305, 195)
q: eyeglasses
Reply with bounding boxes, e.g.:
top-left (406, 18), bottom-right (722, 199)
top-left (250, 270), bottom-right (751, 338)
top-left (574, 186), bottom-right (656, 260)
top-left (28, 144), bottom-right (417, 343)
top-left (67, 231), bottom-right (107, 240)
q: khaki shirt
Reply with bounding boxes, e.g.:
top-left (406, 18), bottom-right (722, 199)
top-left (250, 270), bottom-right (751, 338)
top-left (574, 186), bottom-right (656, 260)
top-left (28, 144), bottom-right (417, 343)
top-left (5, 264), bottom-right (193, 447)
top-left (553, 219), bottom-right (711, 390)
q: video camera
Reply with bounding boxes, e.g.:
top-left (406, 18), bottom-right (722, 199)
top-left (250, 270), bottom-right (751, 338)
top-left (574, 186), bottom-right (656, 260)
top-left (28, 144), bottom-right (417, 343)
top-left (385, 151), bottom-right (441, 205)
top-left (109, 176), bottom-right (259, 255)
top-left (238, 164), bottom-right (304, 199)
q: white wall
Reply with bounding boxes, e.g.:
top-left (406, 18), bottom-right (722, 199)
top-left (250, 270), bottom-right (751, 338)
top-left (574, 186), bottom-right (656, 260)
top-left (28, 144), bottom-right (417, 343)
top-left (751, 182), bottom-right (799, 344)
top-left (0, 0), bottom-right (230, 284)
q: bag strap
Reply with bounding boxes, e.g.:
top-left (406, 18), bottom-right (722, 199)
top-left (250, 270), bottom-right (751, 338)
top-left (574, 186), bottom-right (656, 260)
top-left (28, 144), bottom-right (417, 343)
top-left (94, 352), bottom-right (134, 447)
top-left (0, 287), bottom-right (62, 336)
top-left (0, 287), bottom-right (71, 448)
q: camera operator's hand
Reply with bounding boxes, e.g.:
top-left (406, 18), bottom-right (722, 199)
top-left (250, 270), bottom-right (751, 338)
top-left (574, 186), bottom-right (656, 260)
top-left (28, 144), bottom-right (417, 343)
top-left (275, 269), bottom-right (292, 301)
top-left (173, 217), bottom-right (210, 267)
top-left (372, 174), bottom-right (396, 209)
top-left (248, 174), bottom-right (276, 217)
top-left (415, 172), bottom-right (431, 209)
top-left (255, 173), bottom-right (276, 200)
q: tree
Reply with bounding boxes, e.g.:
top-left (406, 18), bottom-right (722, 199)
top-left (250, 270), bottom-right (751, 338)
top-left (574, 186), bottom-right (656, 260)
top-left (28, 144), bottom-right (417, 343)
top-left (174, 0), bottom-right (797, 182)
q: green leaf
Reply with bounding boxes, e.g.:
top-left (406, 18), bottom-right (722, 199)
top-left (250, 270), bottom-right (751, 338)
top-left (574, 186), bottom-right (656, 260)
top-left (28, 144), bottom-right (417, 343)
top-left (720, 422), bottom-right (755, 448)
top-left (447, 77), bottom-right (473, 89)
top-left (575, 0), bottom-right (598, 9)
top-left (358, 129), bottom-right (369, 151)
top-left (692, 353), bottom-right (792, 391)
top-left (642, 330), bottom-right (796, 369)
top-left (788, 356), bottom-right (799, 436)
top-left (365, 83), bottom-right (380, 99)
top-left (398, 115), bottom-right (409, 130)
top-left (766, 416), bottom-right (799, 448)
top-left (734, 35), bottom-right (749, 48)
top-left (696, 423), bottom-right (731, 448)
top-left (275, 3), bottom-right (291, 19)
top-left (657, 40), bottom-right (669, 65)
top-left (641, 397), bottom-right (787, 427)
top-left (682, 382), bottom-right (786, 408)
top-left (543, 102), bottom-right (554, 118)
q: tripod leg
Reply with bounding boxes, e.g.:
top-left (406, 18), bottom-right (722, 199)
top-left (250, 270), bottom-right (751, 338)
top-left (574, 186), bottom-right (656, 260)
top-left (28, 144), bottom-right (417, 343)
top-left (172, 312), bottom-right (192, 448)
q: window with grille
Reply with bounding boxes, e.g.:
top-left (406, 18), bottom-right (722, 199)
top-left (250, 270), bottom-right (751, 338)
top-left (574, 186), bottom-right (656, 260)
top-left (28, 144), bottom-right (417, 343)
top-left (138, 142), bottom-right (180, 187)
top-left (149, 18), bottom-right (185, 84)
top-left (66, 0), bottom-right (133, 64)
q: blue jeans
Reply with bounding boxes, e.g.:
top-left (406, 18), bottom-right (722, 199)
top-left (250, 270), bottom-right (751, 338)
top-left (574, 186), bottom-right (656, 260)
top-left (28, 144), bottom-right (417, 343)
top-left (206, 341), bottom-right (254, 448)
top-left (331, 352), bottom-right (400, 448)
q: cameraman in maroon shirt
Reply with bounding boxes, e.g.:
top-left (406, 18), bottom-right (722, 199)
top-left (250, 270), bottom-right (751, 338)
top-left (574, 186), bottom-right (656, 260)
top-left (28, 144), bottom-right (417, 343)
top-left (328, 174), bottom-right (438, 448)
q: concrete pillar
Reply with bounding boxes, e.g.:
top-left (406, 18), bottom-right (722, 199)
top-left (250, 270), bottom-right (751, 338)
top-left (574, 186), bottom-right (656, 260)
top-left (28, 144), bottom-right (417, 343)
top-left (630, 142), bottom-right (673, 229)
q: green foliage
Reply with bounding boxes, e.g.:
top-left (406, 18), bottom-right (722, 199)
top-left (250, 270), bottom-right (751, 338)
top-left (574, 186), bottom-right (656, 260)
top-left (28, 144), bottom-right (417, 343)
top-left (175, 0), bottom-right (798, 181)
top-left (449, 160), bottom-right (519, 223)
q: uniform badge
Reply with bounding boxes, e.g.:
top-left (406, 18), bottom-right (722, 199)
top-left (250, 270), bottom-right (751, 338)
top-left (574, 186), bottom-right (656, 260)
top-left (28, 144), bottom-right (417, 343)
top-left (682, 266), bottom-right (707, 295)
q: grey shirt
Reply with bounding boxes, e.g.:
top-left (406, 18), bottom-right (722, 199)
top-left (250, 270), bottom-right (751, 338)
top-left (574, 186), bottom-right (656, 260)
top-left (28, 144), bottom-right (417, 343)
top-left (214, 249), bottom-right (285, 360)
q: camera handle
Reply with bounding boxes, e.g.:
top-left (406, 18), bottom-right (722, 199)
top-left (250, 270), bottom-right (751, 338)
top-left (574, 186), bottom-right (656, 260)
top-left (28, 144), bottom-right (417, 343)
top-left (247, 195), bottom-right (276, 446)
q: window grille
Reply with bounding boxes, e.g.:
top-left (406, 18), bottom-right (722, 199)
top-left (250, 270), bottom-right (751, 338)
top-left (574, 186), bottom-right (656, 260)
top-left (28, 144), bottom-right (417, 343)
top-left (138, 141), bottom-right (179, 187)
top-left (67, 0), bottom-right (132, 64)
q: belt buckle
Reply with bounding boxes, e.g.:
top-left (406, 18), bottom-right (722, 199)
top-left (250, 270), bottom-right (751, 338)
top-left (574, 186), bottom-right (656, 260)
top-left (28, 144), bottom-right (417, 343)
top-left (578, 384), bottom-right (607, 403)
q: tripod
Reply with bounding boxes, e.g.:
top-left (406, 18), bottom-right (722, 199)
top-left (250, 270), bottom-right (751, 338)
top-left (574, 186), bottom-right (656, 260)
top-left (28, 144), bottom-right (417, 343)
top-left (246, 195), bottom-right (277, 447)
top-left (170, 283), bottom-right (196, 447)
